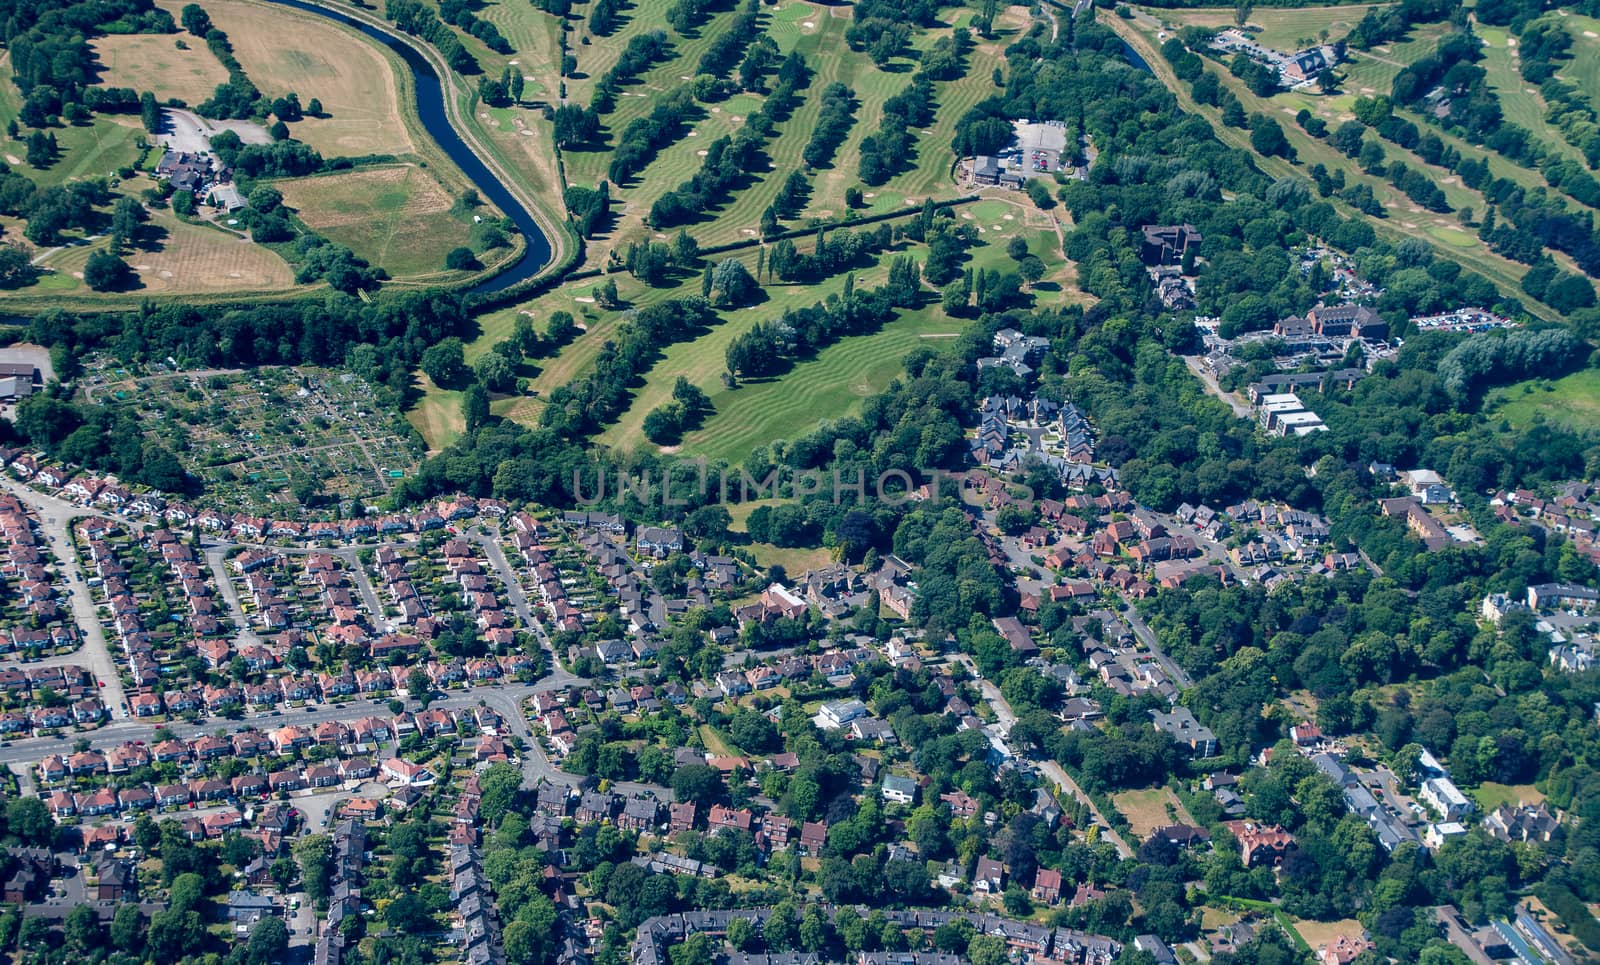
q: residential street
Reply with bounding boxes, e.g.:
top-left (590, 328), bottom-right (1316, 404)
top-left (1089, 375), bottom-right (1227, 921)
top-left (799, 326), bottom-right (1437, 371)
top-left (960, 657), bottom-right (1135, 859)
top-left (0, 474), bottom-right (130, 719)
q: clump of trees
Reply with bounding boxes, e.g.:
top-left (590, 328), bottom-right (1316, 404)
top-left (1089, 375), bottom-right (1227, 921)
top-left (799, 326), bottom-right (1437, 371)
top-left (859, 79), bottom-right (933, 185)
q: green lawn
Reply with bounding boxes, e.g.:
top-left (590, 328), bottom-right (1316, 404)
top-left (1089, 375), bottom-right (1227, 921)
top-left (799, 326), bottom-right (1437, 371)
top-left (553, 0), bottom-right (1020, 265)
top-left (1561, 14), bottom-right (1600, 118)
top-left (592, 197), bottom-right (1074, 463)
top-left (1145, 4), bottom-right (1383, 51)
top-left (1472, 781), bottom-right (1544, 812)
top-left (1477, 18), bottom-right (1592, 172)
top-left (1486, 369), bottom-right (1600, 434)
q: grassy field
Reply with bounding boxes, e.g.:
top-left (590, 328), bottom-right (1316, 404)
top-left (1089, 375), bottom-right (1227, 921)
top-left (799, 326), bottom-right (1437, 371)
top-left (550, 0), bottom-right (1031, 267)
top-left (407, 189), bottom-right (1077, 460)
top-left (0, 79), bottom-right (145, 192)
top-left (1111, 787), bottom-right (1193, 838)
top-left (198, 0), bottom-right (417, 157)
top-left (1560, 13), bottom-right (1600, 117)
top-left (1486, 369), bottom-right (1600, 434)
top-left (1475, 19), bottom-right (1592, 172)
top-left (1291, 918), bottom-right (1364, 953)
top-left (1154, 4), bottom-right (1381, 51)
top-left (407, 374), bottom-right (466, 453)
top-left (90, 32), bottom-right (231, 103)
top-left (596, 194), bottom-right (1074, 460)
top-left (35, 210), bottom-right (296, 294)
top-left (1472, 781), bottom-right (1544, 812)
top-left (276, 164), bottom-right (487, 279)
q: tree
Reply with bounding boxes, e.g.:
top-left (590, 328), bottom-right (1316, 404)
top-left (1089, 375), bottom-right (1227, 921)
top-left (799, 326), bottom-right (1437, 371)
top-left (727, 917), bottom-right (759, 951)
top-left (506, 920), bottom-right (549, 965)
top-left (181, 3), bottom-right (212, 35)
top-left (408, 667), bottom-right (433, 704)
top-left (421, 337), bottom-right (467, 387)
top-left (147, 908), bottom-right (206, 962)
top-left (246, 917), bottom-right (289, 965)
top-left (1249, 114), bottom-right (1290, 158)
top-left (307, 97), bottom-right (324, 116)
top-left (386, 893), bottom-right (433, 932)
top-left (547, 310), bottom-right (579, 344)
top-left (1233, 0), bottom-right (1252, 26)
top-left (110, 905), bottom-right (144, 951)
top-left (64, 903), bottom-right (102, 952)
top-left (1018, 255), bottom-right (1045, 286)
top-left (968, 935), bottom-right (1008, 965)
top-left (673, 763), bottom-right (723, 803)
top-left (7, 797), bottom-right (53, 845)
top-left (463, 383), bottom-right (491, 431)
top-left (446, 246), bottom-right (479, 270)
top-left (671, 933), bottom-right (715, 965)
top-left (84, 250), bottom-right (133, 291)
top-left (711, 257), bottom-right (758, 306)
top-left (474, 352), bottom-right (515, 392)
top-left (141, 91), bottom-right (161, 133)
top-left (294, 835), bottom-right (334, 903)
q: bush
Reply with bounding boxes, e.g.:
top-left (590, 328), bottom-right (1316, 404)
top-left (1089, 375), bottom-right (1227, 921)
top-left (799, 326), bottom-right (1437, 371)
top-left (446, 247), bottom-right (478, 270)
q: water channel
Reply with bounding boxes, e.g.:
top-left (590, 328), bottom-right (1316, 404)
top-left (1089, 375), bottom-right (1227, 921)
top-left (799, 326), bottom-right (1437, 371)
top-left (269, 0), bottom-right (554, 293)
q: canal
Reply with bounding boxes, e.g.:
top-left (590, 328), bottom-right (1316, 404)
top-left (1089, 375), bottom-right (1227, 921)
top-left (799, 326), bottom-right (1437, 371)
top-left (268, 0), bottom-right (554, 293)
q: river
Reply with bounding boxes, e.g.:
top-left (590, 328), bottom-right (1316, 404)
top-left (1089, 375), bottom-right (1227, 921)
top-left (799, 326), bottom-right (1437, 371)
top-left (267, 0), bottom-right (553, 293)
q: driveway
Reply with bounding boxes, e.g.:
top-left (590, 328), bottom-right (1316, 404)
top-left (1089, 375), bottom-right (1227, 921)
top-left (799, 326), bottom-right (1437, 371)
top-left (157, 108), bottom-right (272, 153)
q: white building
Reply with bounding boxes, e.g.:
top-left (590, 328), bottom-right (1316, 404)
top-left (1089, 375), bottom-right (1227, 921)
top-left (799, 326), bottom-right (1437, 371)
top-left (1420, 776), bottom-right (1474, 821)
top-left (816, 699), bottom-right (867, 730)
top-left (1423, 822), bottom-right (1469, 850)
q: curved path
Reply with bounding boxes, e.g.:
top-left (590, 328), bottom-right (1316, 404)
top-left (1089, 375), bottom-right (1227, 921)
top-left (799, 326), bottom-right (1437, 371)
top-left (266, 0), bottom-right (566, 294)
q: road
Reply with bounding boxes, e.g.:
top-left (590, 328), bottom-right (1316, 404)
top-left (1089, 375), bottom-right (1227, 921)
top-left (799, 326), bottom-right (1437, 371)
top-left (468, 530), bottom-right (581, 689)
top-left (205, 547), bottom-right (263, 647)
top-left (0, 475), bottom-right (130, 719)
top-left (1122, 608), bottom-right (1193, 690)
top-left (958, 656), bottom-right (1134, 858)
top-left (1183, 356), bottom-right (1253, 420)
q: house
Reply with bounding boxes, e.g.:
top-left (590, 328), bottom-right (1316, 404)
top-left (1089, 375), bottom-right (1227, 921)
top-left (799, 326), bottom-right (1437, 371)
top-left (1228, 822), bottom-right (1296, 868)
top-left (1150, 825), bottom-right (1211, 849)
top-left (380, 758), bottom-right (436, 787)
top-left (818, 699), bottom-right (868, 729)
top-left (618, 797), bottom-right (661, 831)
top-left (881, 774), bottom-right (919, 805)
top-left (636, 527), bottom-right (684, 558)
top-left (576, 791), bottom-right (617, 824)
top-left (1139, 224), bottom-right (1202, 265)
top-left (94, 858), bottom-right (137, 901)
top-left (992, 617), bottom-right (1037, 656)
top-left (708, 805), bottom-right (753, 834)
top-left (974, 856), bottom-right (1006, 893)
top-left (1419, 776), bottom-right (1474, 821)
top-left (1483, 802), bottom-right (1559, 843)
top-left (1289, 722), bottom-right (1322, 746)
top-left (1151, 707), bottom-right (1218, 758)
top-left (227, 890), bottom-right (282, 923)
top-left (1319, 934), bottom-right (1373, 965)
top-left (852, 717), bottom-right (897, 745)
top-left (941, 790), bottom-right (980, 819)
top-left (1527, 582), bottom-right (1599, 612)
top-left (1032, 868), bottom-right (1063, 904)
top-left (798, 821), bottom-right (827, 855)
